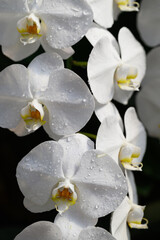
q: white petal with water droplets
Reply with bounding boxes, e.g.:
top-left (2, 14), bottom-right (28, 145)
top-left (79, 226), bottom-right (116, 240)
top-left (39, 69), bottom-right (94, 136)
top-left (16, 141), bottom-right (64, 210)
top-left (38, 0), bottom-right (93, 49)
top-left (73, 150), bottom-right (127, 218)
top-left (41, 36), bottom-right (74, 60)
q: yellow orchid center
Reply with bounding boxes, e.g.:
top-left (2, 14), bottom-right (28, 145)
top-left (52, 180), bottom-right (77, 214)
top-left (21, 99), bottom-right (46, 131)
top-left (119, 144), bottom-right (143, 170)
top-left (127, 204), bottom-right (148, 229)
top-left (30, 108), bottom-right (41, 120)
top-left (17, 13), bottom-right (43, 45)
top-left (115, 0), bottom-right (140, 11)
top-left (26, 22), bottom-right (39, 35)
top-left (115, 64), bottom-right (139, 91)
top-left (54, 188), bottom-right (74, 201)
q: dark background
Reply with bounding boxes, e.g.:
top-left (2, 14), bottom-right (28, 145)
top-left (0, 2), bottom-right (160, 239)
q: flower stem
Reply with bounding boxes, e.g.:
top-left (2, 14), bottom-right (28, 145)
top-left (72, 60), bottom-right (87, 68)
top-left (80, 132), bottom-right (97, 140)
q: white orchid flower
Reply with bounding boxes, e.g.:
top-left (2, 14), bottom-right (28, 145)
top-left (86, 0), bottom-right (139, 29)
top-left (0, 52), bottom-right (94, 139)
top-left (137, 0), bottom-right (160, 47)
top-left (16, 134), bottom-right (127, 218)
top-left (14, 221), bottom-right (116, 240)
top-left (0, 0), bottom-right (93, 61)
top-left (111, 171), bottom-right (148, 240)
top-left (136, 47), bottom-right (160, 138)
top-left (87, 27), bottom-right (146, 105)
top-left (96, 107), bottom-right (146, 171)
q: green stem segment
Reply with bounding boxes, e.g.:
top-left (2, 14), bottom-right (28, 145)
top-left (72, 60), bottom-right (87, 68)
top-left (80, 132), bottom-right (97, 140)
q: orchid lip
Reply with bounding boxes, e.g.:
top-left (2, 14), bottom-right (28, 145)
top-left (115, 64), bottom-right (139, 91)
top-left (119, 143), bottom-right (142, 170)
top-left (20, 99), bottom-right (46, 132)
top-left (127, 204), bottom-right (148, 229)
top-left (115, 0), bottom-right (140, 11)
top-left (17, 13), bottom-right (43, 45)
top-left (51, 179), bottom-right (77, 214)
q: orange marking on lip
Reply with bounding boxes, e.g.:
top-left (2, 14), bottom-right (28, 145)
top-left (27, 23), bottom-right (38, 34)
top-left (30, 109), bottom-right (41, 120)
top-left (57, 188), bottom-right (73, 201)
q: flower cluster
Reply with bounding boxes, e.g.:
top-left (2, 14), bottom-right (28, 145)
top-left (0, 0), bottom-right (154, 239)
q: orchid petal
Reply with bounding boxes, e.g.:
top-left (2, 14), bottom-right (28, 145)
top-left (42, 109), bottom-right (63, 140)
top-left (86, 23), bottom-right (119, 55)
top-left (0, 65), bottom-right (31, 129)
top-left (111, 196), bottom-right (131, 240)
top-left (27, 0), bottom-right (43, 12)
top-left (96, 116), bottom-right (125, 164)
top-left (28, 52), bottom-right (64, 94)
top-left (88, 36), bottom-right (120, 104)
top-left (39, 69), bottom-right (94, 136)
top-left (118, 27), bottom-right (146, 87)
top-left (113, 81), bottom-right (133, 105)
top-left (59, 134), bottom-right (94, 179)
top-left (79, 226), bottom-right (116, 240)
top-left (41, 36), bottom-right (74, 60)
top-left (125, 107), bottom-right (146, 165)
top-left (125, 170), bottom-right (138, 204)
top-left (55, 205), bottom-right (97, 240)
top-left (24, 198), bottom-right (55, 213)
top-left (141, 46), bottom-right (160, 87)
top-left (38, 0), bottom-right (93, 49)
top-left (137, 0), bottom-right (160, 47)
top-left (14, 221), bottom-right (62, 240)
top-left (73, 150), bottom-right (127, 218)
top-left (2, 39), bottom-right (40, 61)
top-left (10, 118), bottom-right (29, 136)
top-left (95, 100), bottom-right (123, 129)
top-left (16, 141), bottom-right (64, 209)
top-left (0, 0), bottom-right (28, 46)
top-left (0, 0), bottom-right (28, 13)
top-left (136, 47), bottom-right (160, 138)
top-left (136, 78), bottom-right (160, 138)
top-left (86, 0), bottom-right (114, 28)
